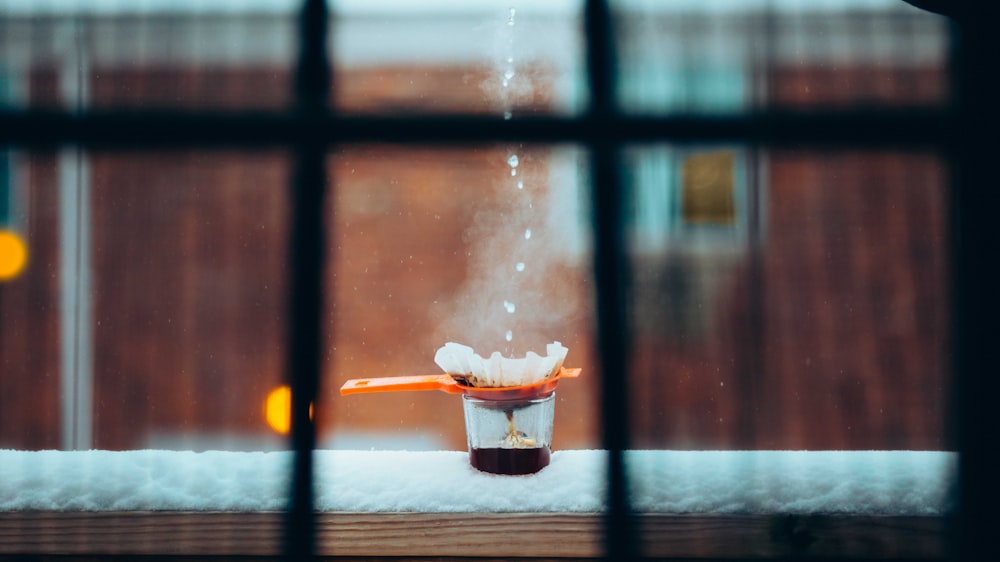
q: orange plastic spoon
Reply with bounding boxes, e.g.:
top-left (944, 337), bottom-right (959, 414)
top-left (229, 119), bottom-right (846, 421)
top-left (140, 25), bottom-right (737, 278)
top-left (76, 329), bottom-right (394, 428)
top-left (340, 367), bottom-right (581, 400)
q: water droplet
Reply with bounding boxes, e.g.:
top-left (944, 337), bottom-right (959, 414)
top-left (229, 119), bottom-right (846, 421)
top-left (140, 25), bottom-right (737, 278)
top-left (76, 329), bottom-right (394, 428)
top-left (504, 68), bottom-right (515, 81)
top-left (517, 180), bottom-right (524, 189)
top-left (503, 300), bottom-right (516, 314)
top-left (507, 7), bottom-right (516, 26)
top-left (503, 111), bottom-right (513, 120)
top-left (524, 229), bottom-right (532, 239)
top-left (505, 330), bottom-right (513, 341)
top-left (511, 169), bottom-right (517, 176)
top-left (516, 262), bottom-right (525, 272)
top-left (508, 154), bottom-right (519, 168)
top-left (502, 78), bottom-right (509, 88)
top-left (507, 56), bottom-right (514, 64)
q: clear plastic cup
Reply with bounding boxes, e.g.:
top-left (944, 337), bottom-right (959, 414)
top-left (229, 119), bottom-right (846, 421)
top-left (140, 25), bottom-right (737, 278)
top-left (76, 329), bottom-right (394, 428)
top-left (461, 392), bottom-right (555, 475)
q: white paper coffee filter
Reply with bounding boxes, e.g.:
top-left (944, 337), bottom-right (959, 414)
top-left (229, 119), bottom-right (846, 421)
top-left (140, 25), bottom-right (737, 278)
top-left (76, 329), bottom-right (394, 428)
top-left (434, 341), bottom-right (568, 388)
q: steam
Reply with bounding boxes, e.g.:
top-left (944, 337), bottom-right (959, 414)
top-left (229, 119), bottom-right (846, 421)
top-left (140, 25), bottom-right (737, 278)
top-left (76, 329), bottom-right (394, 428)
top-left (432, 5), bottom-right (585, 358)
top-left (432, 159), bottom-right (581, 356)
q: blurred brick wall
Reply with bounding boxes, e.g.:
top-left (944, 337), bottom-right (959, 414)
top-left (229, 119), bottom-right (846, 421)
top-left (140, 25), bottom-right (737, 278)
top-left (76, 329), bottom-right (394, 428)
top-left (0, 60), bottom-right (949, 452)
top-left (627, 62), bottom-right (950, 450)
top-left (0, 153), bottom-right (62, 450)
top-left (87, 151), bottom-right (290, 448)
top-left (629, 151), bottom-right (949, 450)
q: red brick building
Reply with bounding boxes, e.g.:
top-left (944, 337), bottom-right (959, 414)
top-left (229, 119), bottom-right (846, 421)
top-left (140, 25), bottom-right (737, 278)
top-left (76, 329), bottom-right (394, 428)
top-left (0, 1), bottom-right (950, 452)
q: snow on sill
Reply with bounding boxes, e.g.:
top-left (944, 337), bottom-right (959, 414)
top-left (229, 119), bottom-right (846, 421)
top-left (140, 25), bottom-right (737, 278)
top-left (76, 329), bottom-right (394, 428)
top-left (0, 449), bottom-right (955, 515)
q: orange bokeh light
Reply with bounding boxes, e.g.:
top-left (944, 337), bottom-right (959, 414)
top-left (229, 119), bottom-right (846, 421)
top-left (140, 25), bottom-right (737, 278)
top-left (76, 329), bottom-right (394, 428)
top-left (264, 385), bottom-right (314, 435)
top-left (0, 230), bottom-right (28, 281)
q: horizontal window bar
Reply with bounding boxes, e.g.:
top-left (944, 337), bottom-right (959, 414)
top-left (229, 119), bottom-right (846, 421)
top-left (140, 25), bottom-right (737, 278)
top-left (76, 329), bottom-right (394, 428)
top-left (0, 109), bottom-right (953, 149)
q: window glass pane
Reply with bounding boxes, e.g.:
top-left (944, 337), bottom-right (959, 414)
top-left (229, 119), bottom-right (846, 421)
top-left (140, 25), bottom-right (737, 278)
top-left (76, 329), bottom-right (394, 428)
top-left (331, 0), bottom-right (585, 116)
top-left (614, 0), bottom-right (949, 114)
top-left (0, 150), bottom-right (291, 452)
top-left (623, 148), bottom-right (954, 556)
top-left (626, 147), bottom-right (949, 450)
top-left (92, 150), bottom-right (290, 450)
top-left (0, 2), bottom-right (295, 110)
top-left (1, 150), bottom-right (58, 449)
top-left (325, 145), bottom-right (599, 452)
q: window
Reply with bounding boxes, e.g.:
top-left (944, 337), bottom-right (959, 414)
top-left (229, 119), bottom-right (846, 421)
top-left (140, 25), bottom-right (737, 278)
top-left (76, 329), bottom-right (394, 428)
top-left (627, 146), bottom-right (751, 254)
top-left (1, 0), bottom-right (986, 560)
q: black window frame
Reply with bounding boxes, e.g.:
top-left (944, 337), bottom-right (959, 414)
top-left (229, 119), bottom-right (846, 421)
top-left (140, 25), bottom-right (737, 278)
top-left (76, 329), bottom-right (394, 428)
top-left (1, 1), bottom-right (995, 560)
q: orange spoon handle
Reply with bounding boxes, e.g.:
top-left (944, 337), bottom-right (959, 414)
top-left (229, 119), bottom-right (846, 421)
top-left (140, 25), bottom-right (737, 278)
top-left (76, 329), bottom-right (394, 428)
top-left (339, 374), bottom-right (462, 395)
top-left (560, 367), bottom-right (582, 378)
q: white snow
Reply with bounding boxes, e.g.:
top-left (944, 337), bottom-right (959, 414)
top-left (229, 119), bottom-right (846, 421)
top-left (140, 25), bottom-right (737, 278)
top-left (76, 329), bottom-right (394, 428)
top-left (0, 449), bottom-right (955, 514)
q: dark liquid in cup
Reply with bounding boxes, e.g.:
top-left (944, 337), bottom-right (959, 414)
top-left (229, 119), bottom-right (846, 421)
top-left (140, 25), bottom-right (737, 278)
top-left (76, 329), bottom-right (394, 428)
top-left (469, 446), bottom-right (551, 475)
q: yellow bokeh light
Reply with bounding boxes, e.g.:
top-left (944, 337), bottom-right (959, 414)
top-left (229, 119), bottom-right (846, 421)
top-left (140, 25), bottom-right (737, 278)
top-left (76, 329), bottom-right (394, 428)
top-left (265, 385), bottom-right (292, 434)
top-left (264, 385), bottom-right (314, 435)
top-left (0, 230), bottom-right (29, 281)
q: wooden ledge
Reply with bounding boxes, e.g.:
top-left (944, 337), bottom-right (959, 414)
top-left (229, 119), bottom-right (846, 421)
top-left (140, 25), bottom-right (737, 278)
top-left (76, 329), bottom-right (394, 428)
top-left (0, 511), bottom-right (948, 559)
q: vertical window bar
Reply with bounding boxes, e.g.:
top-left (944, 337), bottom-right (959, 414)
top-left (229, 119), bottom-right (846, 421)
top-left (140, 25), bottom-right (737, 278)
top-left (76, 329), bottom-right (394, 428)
top-left (585, 0), bottom-right (636, 559)
top-left (951, 7), bottom-right (1000, 562)
top-left (286, 0), bottom-right (330, 559)
top-left (947, 15), bottom-right (963, 562)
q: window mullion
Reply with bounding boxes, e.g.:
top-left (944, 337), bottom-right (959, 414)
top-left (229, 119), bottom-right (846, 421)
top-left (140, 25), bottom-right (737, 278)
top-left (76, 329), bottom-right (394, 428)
top-left (286, 0), bottom-right (330, 559)
top-left (586, 0), bottom-right (636, 559)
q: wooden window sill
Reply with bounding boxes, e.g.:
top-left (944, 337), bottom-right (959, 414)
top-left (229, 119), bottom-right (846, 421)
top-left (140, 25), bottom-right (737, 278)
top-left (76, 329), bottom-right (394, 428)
top-left (0, 450), bottom-right (954, 559)
top-left (0, 511), bottom-right (947, 559)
